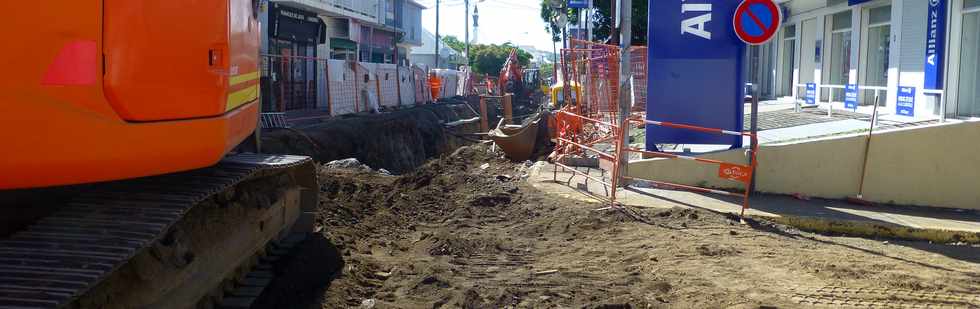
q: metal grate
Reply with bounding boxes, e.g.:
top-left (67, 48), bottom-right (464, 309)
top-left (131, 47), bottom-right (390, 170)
top-left (261, 113), bottom-right (290, 129)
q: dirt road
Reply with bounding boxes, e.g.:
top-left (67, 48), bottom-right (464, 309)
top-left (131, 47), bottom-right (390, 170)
top-left (255, 145), bottom-right (979, 308)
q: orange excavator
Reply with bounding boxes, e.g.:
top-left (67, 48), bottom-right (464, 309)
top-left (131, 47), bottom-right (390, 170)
top-left (0, 2), bottom-right (316, 308)
top-left (498, 48), bottom-right (525, 98)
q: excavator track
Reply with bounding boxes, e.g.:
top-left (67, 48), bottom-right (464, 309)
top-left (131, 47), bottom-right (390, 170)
top-left (0, 154), bottom-right (318, 309)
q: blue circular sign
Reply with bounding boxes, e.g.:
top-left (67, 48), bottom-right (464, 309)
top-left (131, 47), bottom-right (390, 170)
top-left (733, 0), bottom-right (781, 45)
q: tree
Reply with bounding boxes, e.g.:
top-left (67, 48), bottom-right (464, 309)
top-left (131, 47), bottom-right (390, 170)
top-left (441, 35), bottom-right (466, 53)
top-left (539, 1), bottom-right (581, 43)
top-left (538, 62), bottom-right (555, 82)
top-left (539, 0), bottom-right (647, 46)
top-left (591, 0), bottom-right (647, 45)
top-left (468, 43), bottom-right (532, 75)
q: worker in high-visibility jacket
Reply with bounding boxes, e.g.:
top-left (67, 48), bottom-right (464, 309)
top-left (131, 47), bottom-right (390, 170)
top-left (428, 72), bottom-right (442, 102)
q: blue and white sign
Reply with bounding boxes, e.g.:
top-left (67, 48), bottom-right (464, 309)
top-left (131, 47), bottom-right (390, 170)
top-left (897, 86), bottom-right (916, 116)
top-left (805, 83), bottom-right (817, 105)
top-left (848, 0), bottom-right (872, 5)
top-left (647, 0), bottom-right (745, 148)
top-left (568, 0), bottom-right (589, 9)
top-left (925, 0), bottom-right (947, 89)
top-left (845, 84), bottom-right (859, 110)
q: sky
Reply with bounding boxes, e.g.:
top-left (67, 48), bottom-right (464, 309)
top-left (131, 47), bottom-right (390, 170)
top-left (414, 0), bottom-right (558, 53)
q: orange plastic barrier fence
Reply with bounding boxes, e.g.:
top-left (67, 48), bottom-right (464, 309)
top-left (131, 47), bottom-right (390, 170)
top-left (552, 41), bottom-right (759, 217)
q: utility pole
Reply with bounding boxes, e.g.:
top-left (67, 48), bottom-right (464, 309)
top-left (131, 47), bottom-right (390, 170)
top-left (465, 0), bottom-right (470, 59)
top-left (617, 0), bottom-right (632, 180)
top-left (435, 0), bottom-right (441, 68)
top-left (609, 0), bottom-right (618, 45)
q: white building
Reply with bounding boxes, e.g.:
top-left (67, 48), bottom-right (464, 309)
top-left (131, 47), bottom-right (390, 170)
top-left (409, 29), bottom-right (466, 69)
top-left (748, 0), bottom-right (979, 120)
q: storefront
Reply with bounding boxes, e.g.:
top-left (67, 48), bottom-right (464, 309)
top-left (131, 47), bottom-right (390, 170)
top-left (748, 0), bottom-right (979, 120)
top-left (948, 0), bottom-right (980, 118)
top-left (261, 3), bottom-right (326, 111)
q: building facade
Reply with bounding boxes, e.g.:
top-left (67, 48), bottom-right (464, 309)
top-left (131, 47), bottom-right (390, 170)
top-left (747, 0), bottom-right (980, 120)
top-left (260, 0), bottom-right (425, 111)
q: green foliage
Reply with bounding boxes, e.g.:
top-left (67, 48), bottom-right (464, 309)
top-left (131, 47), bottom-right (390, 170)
top-left (468, 43), bottom-right (532, 75)
top-left (538, 0), bottom-right (647, 45)
top-left (591, 0), bottom-right (647, 45)
top-left (441, 35), bottom-right (466, 53)
top-left (539, 62), bottom-right (555, 82)
top-left (539, 1), bottom-right (579, 43)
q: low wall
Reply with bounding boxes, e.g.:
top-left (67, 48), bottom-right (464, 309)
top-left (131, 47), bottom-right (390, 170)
top-left (628, 121), bottom-right (980, 210)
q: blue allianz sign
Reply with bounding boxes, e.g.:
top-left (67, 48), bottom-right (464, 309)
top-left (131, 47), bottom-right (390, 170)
top-left (647, 0), bottom-right (745, 148)
top-left (848, 0), bottom-right (872, 5)
top-left (925, 0), bottom-right (947, 89)
top-left (845, 84), bottom-right (859, 110)
top-left (568, 0), bottom-right (589, 9)
top-left (805, 83), bottom-right (817, 105)
top-left (897, 86), bottom-right (916, 117)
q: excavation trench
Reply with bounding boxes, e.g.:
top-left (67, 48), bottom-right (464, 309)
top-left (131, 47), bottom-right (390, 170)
top-left (252, 143), bottom-right (979, 308)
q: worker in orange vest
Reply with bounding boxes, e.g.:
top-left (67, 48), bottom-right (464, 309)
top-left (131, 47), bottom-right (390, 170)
top-left (428, 72), bottom-right (442, 103)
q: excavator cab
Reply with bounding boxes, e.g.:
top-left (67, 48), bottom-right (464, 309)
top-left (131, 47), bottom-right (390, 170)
top-left (550, 81), bottom-right (582, 109)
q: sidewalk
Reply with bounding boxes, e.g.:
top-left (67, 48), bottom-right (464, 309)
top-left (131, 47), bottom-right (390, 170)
top-left (529, 162), bottom-right (980, 234)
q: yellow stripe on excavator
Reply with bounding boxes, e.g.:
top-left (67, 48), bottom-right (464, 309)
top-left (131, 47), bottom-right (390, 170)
top-left (229, 71), bottom-right (260, 86)
top-left (226, 84), bottom-right (259, 111)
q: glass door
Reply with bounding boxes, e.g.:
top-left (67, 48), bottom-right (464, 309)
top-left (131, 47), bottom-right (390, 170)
top-left (957, 1), bottom-right (980, 117)
top-left (864, 6), bottom-right (891, 106)
top-left (828, 11), bottom-right (852, 102)
top-left (780, 25), bottom-right (797, 97)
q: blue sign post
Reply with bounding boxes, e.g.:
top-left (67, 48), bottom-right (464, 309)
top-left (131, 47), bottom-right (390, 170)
top-left (568, 0), bottom-right (589, 9)
top-left (647, 0), bottom-right (745, 148)
top-left (897, 87), bottom-right (916, 116)
top-left (925, 0), bottom-right (947, 89)
top-left (805, 83), bottom-right (817, 105)
top-left (845, 84), bottom-right (859, 110)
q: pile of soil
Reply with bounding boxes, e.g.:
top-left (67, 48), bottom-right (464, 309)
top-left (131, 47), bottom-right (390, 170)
top-left (255, 144), bottom-right (980, 308)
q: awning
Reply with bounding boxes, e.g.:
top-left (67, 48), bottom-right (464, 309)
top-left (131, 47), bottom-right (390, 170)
top-left (330, 38), bottom-right (357, 51)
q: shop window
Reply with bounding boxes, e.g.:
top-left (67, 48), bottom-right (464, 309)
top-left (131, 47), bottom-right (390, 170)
top-left (780, 25), bottom-right (797, 96)
top-left (956, 8), bottom-right (980, 117)
top-left (967, 0), bottom-right (980, 9)
top-left (864, 6), bottom-right (891, 105)
top-left (828, 11), bottom-right (853, 101)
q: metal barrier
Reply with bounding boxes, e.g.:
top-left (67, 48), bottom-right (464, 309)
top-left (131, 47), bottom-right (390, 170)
top-left (794, 83), bottom-right (887, 114)
top-left (629, 46), bottom-right (647, 112)
top-left (553, 40), bottom-right (759, 217)
top-left (621, 118), bottom-right (759, 217)
top-left (262, 54), bottom-right (321, 112)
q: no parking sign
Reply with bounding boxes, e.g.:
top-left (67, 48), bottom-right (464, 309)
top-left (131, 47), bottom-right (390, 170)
top-left (733, 0), bottom-right (782, 45)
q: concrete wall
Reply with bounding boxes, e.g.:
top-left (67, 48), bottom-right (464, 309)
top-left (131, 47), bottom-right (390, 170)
top-left (628, 121), bottom-right (980, 210)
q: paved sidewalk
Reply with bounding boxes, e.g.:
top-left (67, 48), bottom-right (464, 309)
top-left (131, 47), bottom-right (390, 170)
top-left (529, 162), bottom-right (980, 233)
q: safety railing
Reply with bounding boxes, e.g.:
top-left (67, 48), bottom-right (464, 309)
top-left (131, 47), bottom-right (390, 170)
top-left (262, 54), bottom-right (322, 112)
top-left (620, 118), bottom-right (759, 217)
top-left (553, 40), bottom-right (760, 218)
top-left (794, 83), bottom-right (888, 114)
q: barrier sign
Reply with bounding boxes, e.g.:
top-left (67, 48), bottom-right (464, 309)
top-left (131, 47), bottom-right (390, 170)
top-left (647, 0), bottom-right (745, 148)
top-left (845, 84), bottom-right (859, 110)
top-left (805, 83), bottom-right (817, 105)
top-left (718, 162), bottom-right (753, 184)
top-left (925, 0), bottom-right (947, 89)
top-left (733, 0), bottom-right (781, 45)
top-left (897, 86), bottom-right (916, 116)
